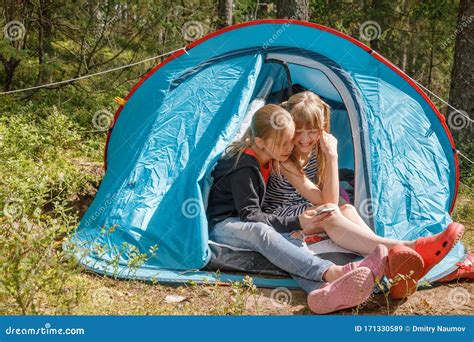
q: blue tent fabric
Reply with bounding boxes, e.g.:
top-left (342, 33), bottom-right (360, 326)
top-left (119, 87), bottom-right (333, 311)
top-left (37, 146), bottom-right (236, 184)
top-left (353, 74), bottom-right (465, 280)
top-left (70, 20), bottom-right (463, 288)
top-left (74, 54), bottom-right (263, 269)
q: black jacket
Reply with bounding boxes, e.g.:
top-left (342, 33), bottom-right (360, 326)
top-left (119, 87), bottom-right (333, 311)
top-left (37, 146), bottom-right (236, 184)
top-left (206, 152), bottom-right (301, 233)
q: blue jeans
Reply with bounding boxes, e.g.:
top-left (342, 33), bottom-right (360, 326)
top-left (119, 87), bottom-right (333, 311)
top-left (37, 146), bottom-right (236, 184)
top-left (280, 231), bottom-right (328, 293)
top-left (209, 217), bottom-right (334, 291)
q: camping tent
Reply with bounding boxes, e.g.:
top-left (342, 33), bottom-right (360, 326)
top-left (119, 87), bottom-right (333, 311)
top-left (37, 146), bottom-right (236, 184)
top-left (70, 19), bottom-right (465, 288)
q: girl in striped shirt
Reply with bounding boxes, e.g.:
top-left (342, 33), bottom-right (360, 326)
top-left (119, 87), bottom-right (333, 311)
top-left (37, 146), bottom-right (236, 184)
top-left (262, 91), bottom-right (464, 300)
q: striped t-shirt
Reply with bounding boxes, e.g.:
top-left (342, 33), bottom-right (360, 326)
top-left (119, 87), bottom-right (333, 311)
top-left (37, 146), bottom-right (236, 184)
top-left (263, 151), bottom-right (318, 217)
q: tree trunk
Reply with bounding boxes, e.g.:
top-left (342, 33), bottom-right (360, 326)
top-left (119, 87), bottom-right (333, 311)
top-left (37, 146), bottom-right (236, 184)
top-left (217, 0), bottom-right (233, 28)
top-left (0, 57), bottom-right (21, 91)
top-left (368, 0), bottom-right (382, 51)
top-left (0, 0), bottom-right (29, 91)
top-left (427, 21), bottom-right (436, 89)
top-left (276, 0), bottom-right (309, 21)
top-left (448, 0), bottom-right (473, 142)
top-left (32, 0), bottom-right (55, 88)
top-left (398, 0), bottom-right (408, 72)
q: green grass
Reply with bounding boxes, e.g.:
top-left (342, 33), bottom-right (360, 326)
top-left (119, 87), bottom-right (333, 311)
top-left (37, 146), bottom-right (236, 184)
top-left (453, 185), bottom-right (474, 250)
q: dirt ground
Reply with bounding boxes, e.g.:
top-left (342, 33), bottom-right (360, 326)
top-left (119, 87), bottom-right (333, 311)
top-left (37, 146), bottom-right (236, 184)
top-left (253, 281), bottom-right (474, 315)
top-left (69, 272), bottom-right (472, 315)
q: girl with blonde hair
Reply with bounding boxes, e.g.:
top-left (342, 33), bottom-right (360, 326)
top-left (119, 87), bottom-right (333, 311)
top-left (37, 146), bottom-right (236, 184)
top-left (262, 91), bottom-right (464, 302)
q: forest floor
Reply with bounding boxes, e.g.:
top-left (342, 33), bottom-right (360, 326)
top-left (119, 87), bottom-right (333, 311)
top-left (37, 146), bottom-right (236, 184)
top-left (63, 273), bottom-right (473, 315)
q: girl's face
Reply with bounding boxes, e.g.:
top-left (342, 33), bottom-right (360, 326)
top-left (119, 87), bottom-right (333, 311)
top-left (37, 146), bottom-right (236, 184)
top-left (259, 125), bottom-right (295, 162)
top-left (294, 125), bottom-right (322, 154)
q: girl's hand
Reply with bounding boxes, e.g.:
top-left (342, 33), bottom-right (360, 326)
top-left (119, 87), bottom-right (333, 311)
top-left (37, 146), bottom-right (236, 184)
top-left (298, 209), bottom-right (331, 235)
top-left (319, 131), bottom-right (338, 158)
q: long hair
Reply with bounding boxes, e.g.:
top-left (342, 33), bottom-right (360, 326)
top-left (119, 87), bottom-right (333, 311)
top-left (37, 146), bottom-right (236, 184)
top-left (281, 91), bottom-right (331, 189)
top-left (225, 104), bottom-right (293, 173)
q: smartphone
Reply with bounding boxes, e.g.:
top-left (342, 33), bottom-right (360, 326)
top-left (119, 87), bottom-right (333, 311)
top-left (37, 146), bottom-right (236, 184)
top-left (314, 207), bottom-right (336, 216)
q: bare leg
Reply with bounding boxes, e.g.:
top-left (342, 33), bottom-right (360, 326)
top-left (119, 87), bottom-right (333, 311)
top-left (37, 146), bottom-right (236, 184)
top-left (339, 204), bottom-right (373, 233)
top-left (306, 205), bottom-right (415, 255)
top-left (306, 204), bottom-right (373, 235)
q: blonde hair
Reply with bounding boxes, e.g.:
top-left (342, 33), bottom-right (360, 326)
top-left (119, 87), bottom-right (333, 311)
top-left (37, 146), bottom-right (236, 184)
top-left (281, 91), bottom-right (331, 189)
top-left (225, 104), bottom-right (294, 173)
